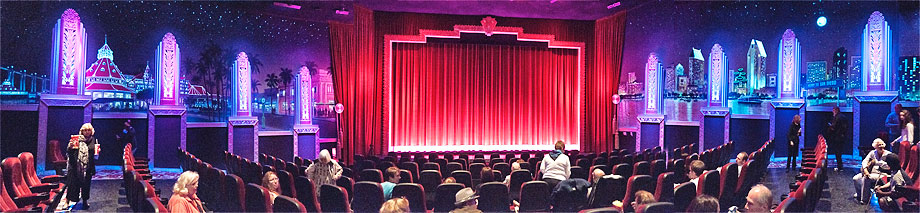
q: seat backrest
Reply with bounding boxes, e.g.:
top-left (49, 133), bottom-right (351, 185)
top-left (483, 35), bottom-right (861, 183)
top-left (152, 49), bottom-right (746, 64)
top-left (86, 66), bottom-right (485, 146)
top-left (0, 168), bottom-right (25, 212)
top-left (392, 183), bottom-right (427, 212)
top-left (774, 196), bottom-right (801, 213)
top-left (736, 160), bottom-right (755, 194)
top-left (576, 158), bottom-right (592, 169)
top-left (336, 176), bottom-right (354, 197)
top-left (719, 163), bottom-right (739, 199)
top-left (273, 195), bottom-right (307, 212)
top-left (275, 170), bottom-right (296, 198)
top-left (469, 163), bottom-right (485, 180)
top-left (48, 140), bottom-right (66, 162)
top-left (433, 183), bottom-right (465, 212)
top-left (612, 163), bottom-right (631, 177)
top-left (360, 169), bottom-right (384, 183)
top-left (589, 165), bottom-right (610, 177)
top-left (519, 181), bottom-right (550, 211)
top-left (478, 182), bottom-right (510, 212)
top-left (141, 197), bottom-right (168, 212)
top-left (16, 153), bottom-right (41, 187)
top-left (637, 202), bottom-right (674, 213)
top-left (673, 182), bottom-right (696, 212)
top-left (352, 181), bottom-right (384, 212)
top-left (377, 161), bottom-right (396, 173)
top-left (493, 163), bottom-right (511, 177)
top-left (446, 162), bottom-right (463, 176)
top-left (697, 170), bottom-right (721, 198)
top-left (907, 145), bottom-right (919, 181)
top-left (224, 174), bottom-right (246, 212)
top-left (900, 141), bottom-right (912, 168)
top-left (571, 166), bottom-right (588, 181)
top-left (245, 183), bottom-right (273, 212)
top-left (622, 175), bottom-right (655, 212)
top-left (398, 169), bottom-right (413, 183)
top-left (398, 162), bottom-right (420, 182)
top-left (422, 162), bottom-right (441, 172)
top-left (319, 184), bottom-right (351, 212)
top-left (419, 170), bottom-right (442, 193)
top-left (654, 172), bottom-right (675, 202)
top-left (293, 176), bottom-right (321, 212)
top-left (588, 175), bottom-right (627, 208)
top-left (1, 158), bottom-right (33, 197)
top-left (510, 170), bottom-right (533, 193)
top-left (650, 159), bottom-right (667, 179)
top-left (633, 161), bottom-right (651, 176)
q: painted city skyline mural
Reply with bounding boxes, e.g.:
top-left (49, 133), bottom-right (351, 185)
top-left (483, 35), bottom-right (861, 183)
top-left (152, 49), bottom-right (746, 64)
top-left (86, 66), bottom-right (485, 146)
top-left (619, 0), bottom-right (919, 128)
top-left (1, 1), bottom-right (336, 126)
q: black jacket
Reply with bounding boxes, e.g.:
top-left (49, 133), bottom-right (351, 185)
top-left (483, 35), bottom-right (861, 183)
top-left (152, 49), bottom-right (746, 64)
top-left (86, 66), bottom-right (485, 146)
top-left (787, 122), bottom-right (801, 146)
top-left (68, 136), bottom-right (97, 175)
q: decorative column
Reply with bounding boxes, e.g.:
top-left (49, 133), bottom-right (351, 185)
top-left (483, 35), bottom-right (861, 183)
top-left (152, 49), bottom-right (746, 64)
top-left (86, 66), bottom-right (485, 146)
top-left (700, 44), bottom-right (730, 152)
top-left (854, 11), bottom-right (897, 153)
top-left (637, 53), bottom-right (666, 151)
top-left (228, 52), bottom-right (260, 162)
top-left (293, 66), bottom-right (320, 159)
top-left (770, 29), bottom-right (804, 158)
top-left (148, 33), bottom-right (186, 168)
top-left (38, 9), bottom-right (90, 172)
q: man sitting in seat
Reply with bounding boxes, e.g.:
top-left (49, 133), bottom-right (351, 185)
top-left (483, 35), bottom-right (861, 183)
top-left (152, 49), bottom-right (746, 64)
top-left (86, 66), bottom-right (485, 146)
top-left (876, 155), bottom-right (913, 211)
top-left (676, 160), bottom-right (705, 188)
top-left (717, 152), bottom-right (747, 177)
top-left (452, 188), bottom-right (481, 213)
top-left (502, 160), bottom-right (523, 186)
top-left (744, 184), bottom-right (772, 213)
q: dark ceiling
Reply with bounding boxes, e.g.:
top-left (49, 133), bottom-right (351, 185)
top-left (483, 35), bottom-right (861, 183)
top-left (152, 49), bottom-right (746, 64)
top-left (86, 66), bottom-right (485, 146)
top-left (248, 0), bottom-right (633, 24)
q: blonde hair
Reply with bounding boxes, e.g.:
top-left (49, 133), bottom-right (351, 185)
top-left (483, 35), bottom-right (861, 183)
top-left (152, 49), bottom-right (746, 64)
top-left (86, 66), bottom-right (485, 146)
top-left (634, 190), bottom-right (656, 206)
top-left (379, 197), bottom-right (410, 213)
top-left (555, 140), bottom-right (565, 151)
top-left (79, 123), bottom-right (95, 135)
top-left (873, 138), bottom-right (886, 149)
top-left (262, 171), bottom-right (280, 193)
top-left (319, 149), bottom-right (332, 163)
top-left (173, 171), bottom-right (199, 196)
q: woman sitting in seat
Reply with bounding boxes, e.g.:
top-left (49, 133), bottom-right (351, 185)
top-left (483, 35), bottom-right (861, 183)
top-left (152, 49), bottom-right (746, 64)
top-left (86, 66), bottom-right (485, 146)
top-left (169, 171), bottom-right (205, 213)
top-left (262, 171), bottom-right (281, 202)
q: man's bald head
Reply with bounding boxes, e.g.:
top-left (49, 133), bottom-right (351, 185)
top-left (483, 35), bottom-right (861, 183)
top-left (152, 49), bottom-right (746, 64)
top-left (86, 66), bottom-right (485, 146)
top-left (745, 184), bottom-right (773, 213)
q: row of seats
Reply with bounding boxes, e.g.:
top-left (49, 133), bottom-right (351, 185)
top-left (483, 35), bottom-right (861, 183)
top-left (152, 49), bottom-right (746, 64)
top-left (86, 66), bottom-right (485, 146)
top-left (123, 143), bottom-right (168, 212)
top-left (1, 152), bottom-right (65, 212)
top-left (885, 140), bottom-right (920, 212)
top-left (775, 135), bottom-right (828, 212)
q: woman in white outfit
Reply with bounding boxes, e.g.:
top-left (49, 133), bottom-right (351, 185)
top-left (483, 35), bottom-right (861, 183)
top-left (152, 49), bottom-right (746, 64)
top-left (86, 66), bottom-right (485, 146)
top-left (540, 140), bottom-right (571, 191)
top-left (852, 138), bottom-right (891, 205)
top-left (891, 110), bottom-right (914, 146)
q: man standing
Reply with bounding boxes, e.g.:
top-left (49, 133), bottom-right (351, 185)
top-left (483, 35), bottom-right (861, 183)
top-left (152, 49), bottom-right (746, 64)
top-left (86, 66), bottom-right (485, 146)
top-left (885, 104), bottom-right (902, 152)
top-left (116, 119), bottom-right (136, 153)
top-left (828, 106), bottom-right (847, 171)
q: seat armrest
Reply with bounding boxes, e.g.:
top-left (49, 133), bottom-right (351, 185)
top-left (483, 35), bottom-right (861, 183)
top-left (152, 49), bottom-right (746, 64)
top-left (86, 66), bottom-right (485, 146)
top-left (40, 175), bottom-right (65, 183)
top-left (13, 194), bottom-right (49, 207)
top-left (28, 184), bottom-right (58, 193)
top-left (896, 186), bottom-right (919, 201)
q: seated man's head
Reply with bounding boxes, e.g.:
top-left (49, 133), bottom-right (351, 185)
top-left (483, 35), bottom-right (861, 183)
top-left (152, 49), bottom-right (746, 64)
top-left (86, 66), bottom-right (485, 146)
top-left (379, 197), bottom-right (410, 213)
top-left (385, 167), bottom-right (401, 183)
top-left (511, 161), bottom-right (521, 171)
top-left (591, 168), bottom-right (606, 184)
top-left (736, 152), bottom-right (748, 165)
top-left (688, 160), bottom-right (705, 179)
top-left (882, 154), bottom-right (901, 173)
top-left (745, 184), bottom-right (773, 213)
top-left (631, 190), bottom-right (655, 209)
top-left (455, 188), bottom-right (479, 208)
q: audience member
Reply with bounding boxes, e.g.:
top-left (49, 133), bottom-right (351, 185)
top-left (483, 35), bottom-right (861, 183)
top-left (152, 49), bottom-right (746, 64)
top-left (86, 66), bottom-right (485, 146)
top-left (676, 160), bottom-right (705, 188)
top-left (886, 104), bottom-right (903, 148)
top-left (744, 184), bottom-right (772, 213)
top-left (452, 188), bottom-right (481, 213)
top-left (379, 197), bottom-right (410, 213)
top-left (541, 140), bottom-right (571, 190)
top-left (717, 152), bottom-right (747, 177)
top-left (687, 194), bottom-right (720, 212)
top-left (853, 138), bottom-right (891, 204)
top-left (445, 177), bottom-right (457, 184)
top-left (632, 190), bottom-right (656, 210)
top-left (892, 109), bottom-right (915, 146)
top-left (787, 114), bottom-right (802, 172)
top-left (586, 168), bottom-right (606, 195)
top-left (875, 154), bottom-right (913, 211)
top-left (262, 171), bottom-right (281, 202)
top-left (67, 123), bottom-right (98, 209)
top-left (169, 171), bottom-right (205, 213)
top-left (502, 161), bottom-right (523, 186)
top-left (305, 149), bottom-right (343, 197)
top-left (382, 167), bottom-right (400, 199)
top-left (480, 167), bottom-right (495, 183)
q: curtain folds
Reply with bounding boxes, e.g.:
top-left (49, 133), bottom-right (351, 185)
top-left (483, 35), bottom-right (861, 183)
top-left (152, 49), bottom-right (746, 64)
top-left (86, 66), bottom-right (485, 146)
top-left (584, 12), bottom-right (627, 153)
top-left (390, 42), bottom-right (580, 151)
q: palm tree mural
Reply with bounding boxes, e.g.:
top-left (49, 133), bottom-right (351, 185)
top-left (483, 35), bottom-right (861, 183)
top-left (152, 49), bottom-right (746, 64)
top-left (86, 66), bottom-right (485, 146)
top-left (266, 73), bottom-right (280, 114)
top-left (251, 80), bottom-right (261, 94)
top-left (279, 67), bottom-right (293, 115)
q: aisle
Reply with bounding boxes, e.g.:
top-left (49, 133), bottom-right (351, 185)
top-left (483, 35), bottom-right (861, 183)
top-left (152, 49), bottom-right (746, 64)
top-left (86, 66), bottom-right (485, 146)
top-left (762, 168), bottom-right (882, 212)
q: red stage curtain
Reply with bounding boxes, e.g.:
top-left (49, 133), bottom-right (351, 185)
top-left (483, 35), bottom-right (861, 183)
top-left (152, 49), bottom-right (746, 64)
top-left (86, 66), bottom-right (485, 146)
top-left (390, 42), bottom-right (580, 151)
top-left (584, 12), bottom-right (627, 153)
top-left (329, 6), bottom-right (383, 164)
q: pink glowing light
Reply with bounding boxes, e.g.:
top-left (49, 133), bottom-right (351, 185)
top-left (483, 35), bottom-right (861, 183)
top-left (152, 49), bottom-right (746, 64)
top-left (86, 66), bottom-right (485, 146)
top-left (335, 9), bottom-right (349, 15)
top-left (53, 9), bottom-right (86, 95)
top-left (645, 53), bottom-right (660, 114)
top-left (298, 66), bottom-right (312, 124)
top-left (709, 44), bottom-right (724, 105)
top-left (236, 52), bottom-right (251, 116)
top-left (273, 2), bottom-right (301, 9)
top-left (157, 33), bottom-right (180, 105)
top-left (863, 11), bottom-right (890, 91)
top-left (607, 2), bottom-right (621, 9)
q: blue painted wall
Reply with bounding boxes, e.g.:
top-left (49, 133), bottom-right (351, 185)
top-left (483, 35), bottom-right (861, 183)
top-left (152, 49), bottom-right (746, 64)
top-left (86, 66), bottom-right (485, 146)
top-left (640, 123), bottom-right (661, 150)
top-left (730, 118), bottom-right (770, 155)
top-left (1, 110), bottom-right (38, 159)
top-left (703, 116), bottom-right (726, 150)
top-left (187, 126), bottom-right (228, 169)
top-left (664, 125), bottom-right (698, 152)
top-left (153, 115), bottom-right (181, 168)
top-left (260, 135), bottom-right (294, 162)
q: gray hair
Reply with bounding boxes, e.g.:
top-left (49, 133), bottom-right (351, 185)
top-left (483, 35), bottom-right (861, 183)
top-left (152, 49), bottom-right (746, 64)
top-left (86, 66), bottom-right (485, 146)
top-left (750, 184), bottom-right (772, 209)
top-left (319, 149), bottom-right (331, 163)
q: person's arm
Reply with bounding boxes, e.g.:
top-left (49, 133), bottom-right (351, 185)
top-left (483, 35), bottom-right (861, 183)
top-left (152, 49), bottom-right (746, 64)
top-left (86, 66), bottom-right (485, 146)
top-left (332, 163), bottom-right (343, 179)
top-left (906, 124), bottom-right (914, 143)
top-left (540, 155), bottom-right (547, 172)
top-left (886, 114), bottom-right (899, 128)
top-left (563, 156), bottom-right (571, 179)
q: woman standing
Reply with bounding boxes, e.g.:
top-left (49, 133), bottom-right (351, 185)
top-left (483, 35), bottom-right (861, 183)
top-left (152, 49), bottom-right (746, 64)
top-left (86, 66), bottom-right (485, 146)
top-left (305, 149), bottom-right (342, 197)
top-left (786, 115), bottom-right (802, 172)
top-left (540, 140), bottom-right (571, 191)
top-left (67, 123), bottom-right (98, 209)
top-left (892, 110), bottom-right (915, 146)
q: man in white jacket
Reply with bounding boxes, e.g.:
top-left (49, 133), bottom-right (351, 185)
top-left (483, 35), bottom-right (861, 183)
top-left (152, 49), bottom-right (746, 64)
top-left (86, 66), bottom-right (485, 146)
top-left (541, 140), bottom-right (571, 191)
